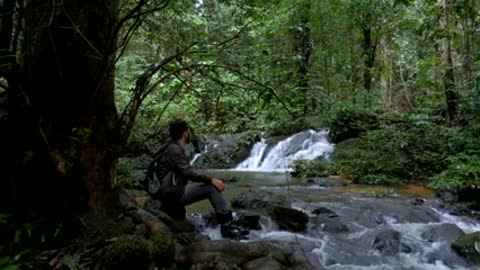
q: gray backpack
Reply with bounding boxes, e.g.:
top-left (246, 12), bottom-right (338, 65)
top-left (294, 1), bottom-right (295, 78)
top-left (143, 145), bottom-right (178, 197)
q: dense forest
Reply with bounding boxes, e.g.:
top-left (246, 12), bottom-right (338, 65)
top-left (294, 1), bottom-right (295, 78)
top-left (1, 0), bottom-right (480, 269)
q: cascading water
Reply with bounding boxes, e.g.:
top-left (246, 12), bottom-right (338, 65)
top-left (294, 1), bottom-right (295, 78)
top-left (235, 129), bottom-right (334, 171)
top-left (187, 129), bottom-right (480, 269)
top-left (195, 183), bottom-right (480, 270)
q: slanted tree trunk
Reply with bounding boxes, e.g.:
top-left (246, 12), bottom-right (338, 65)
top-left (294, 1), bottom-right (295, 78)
top-left (2, 0), bottom-right (120, 215)
top-left (438, 0), bottom-right (458, 121)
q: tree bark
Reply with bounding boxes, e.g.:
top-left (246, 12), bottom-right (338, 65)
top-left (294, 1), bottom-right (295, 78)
top-left (438, 0), bottom-right (458, 121)
top-left (291, 0), bottom-right (312, 116)
top-left (460, 0), bottom-right (474, 91)
top-left (3, 0), bottom-right (120, 214)
top-left (362, 10), bottom-right (376, 108)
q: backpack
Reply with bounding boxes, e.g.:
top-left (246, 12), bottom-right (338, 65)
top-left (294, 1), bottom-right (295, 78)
top-left (143, 144), bottom-right (178, 198)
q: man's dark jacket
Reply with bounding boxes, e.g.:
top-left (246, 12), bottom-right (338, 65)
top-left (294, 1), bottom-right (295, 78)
top-left (154, 142), bottom-right (212, 217)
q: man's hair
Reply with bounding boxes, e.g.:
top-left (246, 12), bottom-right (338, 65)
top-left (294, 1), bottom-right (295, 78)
top-left (169, 118), bottom-right (190, 140)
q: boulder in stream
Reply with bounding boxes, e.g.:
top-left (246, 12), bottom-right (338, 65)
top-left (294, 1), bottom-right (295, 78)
top-left (451, 231), bottom-right (480, 265)
top-left (368, 229), bottom-right (412, 256)
top-left (311, 207), bottom-right (338, 218)
top-left (192, 134), bottom-right (256, 169)
top-left (267, 206), bottom-right (309, 232)
top-left (231, 190), bottom-right (287, 210)
top-left (307, 178), bottom-right (347, 187)
top-left (175, 240), bottom-right (309, 269)
top-left (421, 223), bottom-right (465, 243)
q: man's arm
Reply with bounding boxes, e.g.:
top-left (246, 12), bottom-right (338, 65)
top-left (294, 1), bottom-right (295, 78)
top-left (168, 146), bottom-right (212, 183)
top-left (167, 144), bottom-right (225, 191)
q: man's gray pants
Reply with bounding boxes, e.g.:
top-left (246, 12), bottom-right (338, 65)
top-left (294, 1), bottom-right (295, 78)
top-left (182, 183), bottom-right (230, 216)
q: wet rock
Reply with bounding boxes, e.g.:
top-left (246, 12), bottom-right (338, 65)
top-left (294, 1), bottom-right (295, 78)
top-left (190, 259), bottom-right (241, 270)
top-left (424, 245), bottom-right (470, 269)
top-left (451, 231), bottom-right (480, 264)
top-left (231, 190), bottom-right (287, 210)
top-left (457, 186), bottom-right (480, 210)
top-left (220, 224), bottom-right (249, 240)
top-left (267, 206), bottom-right (309, 232)
top-left (374, 214), bottom-right (386, 225)
top-left (243, 256), bottom-right (287, 270)
top-left (234, 212), bottom-right (261, 230)
top-left (176, 240), bottom-right (298, 267)
top-left (369, 229), bottom-right (410, 256)
top-left (176, 232), bottom-right (210, 246)
top-left (307, 178), bottom-right (347, 187)
top-left (311, 207), bottom-right (338, 218)
top-left (438, 190), bottom-right (458, 205)
top-left (412, 197), bottom-right (426, 205)
top-left (192, 134), bottom-right (256, 169)
top-left (421, 223), bottom-right (465, 243)
top-left (312, 216), bottom-right (349, 233)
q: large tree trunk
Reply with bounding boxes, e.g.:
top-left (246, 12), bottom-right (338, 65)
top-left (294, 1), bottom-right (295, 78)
top-left (2, 0), bottom-right (120, 215)
top-left (438, 0), bottom-right (458, 121)
top-left (362, 11), bottom-right (376, 108)
top-left (460, 0), bottom-right (474, 92)
top-left (291, 0), bottom-right (312, 116)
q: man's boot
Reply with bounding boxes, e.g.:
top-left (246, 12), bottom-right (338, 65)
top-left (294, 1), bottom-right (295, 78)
top-left (217, 210), bottom-right (249, 240)
top-left (216, 210), bottom-right (233, 225)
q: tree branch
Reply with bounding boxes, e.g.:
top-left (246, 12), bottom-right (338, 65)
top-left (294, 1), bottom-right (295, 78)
top-left (116, 42), bottom-right (198, 151)
top-left (113, 0), bottom-right (171, 60)
top-left (192, 64), bottom-right (294, 116)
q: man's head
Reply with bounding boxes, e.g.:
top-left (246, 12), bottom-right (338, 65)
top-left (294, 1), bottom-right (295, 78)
top-left (169, 118), bottom-right (193, 144)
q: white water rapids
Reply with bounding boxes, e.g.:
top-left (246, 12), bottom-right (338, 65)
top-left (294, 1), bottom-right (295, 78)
top-left (235, 129), bottom-right (334, 171)
top-left (196, 187), bottom-right (480, 270)
top-left (188, 129), bottom-right (480, 269)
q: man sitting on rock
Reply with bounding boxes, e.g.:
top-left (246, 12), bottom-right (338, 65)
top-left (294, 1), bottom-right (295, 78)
top-left (151, 118), bottom-right (246, 238)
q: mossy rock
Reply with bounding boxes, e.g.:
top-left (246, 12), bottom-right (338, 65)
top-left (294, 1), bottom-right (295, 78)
top-left (103, 235), bottom-right (152, 270)
top-left (150, 228), bottom-right (176, 268)
top-left (243, 256), bottom-right (287, 270)
top-left (451, 231), bottom-right (480, 265)
top-left (231, 190), bottom-right (287, 211)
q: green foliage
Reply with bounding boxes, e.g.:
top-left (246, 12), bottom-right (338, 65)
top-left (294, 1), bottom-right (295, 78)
top-left (360, 174), bottom-right (402, 186)
top-left (429, 154), bottom-right (480, 190)
top-left (112, 0), bottom-right (480, 201)
top-left (0, 249), bottom-right (31, 270)
top-left (117, 155), bottom-right (152, 190)
top-left (324, 106), bottom-right (379, 143)
top-left (332, 112), bottom-right (473, 185)
top-left (372, 187), bottom-right (399, 197)
top-left (290, 157), bottom-right (334, 178)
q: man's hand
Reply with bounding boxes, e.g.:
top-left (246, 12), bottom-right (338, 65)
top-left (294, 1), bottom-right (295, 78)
top-left (211, 177), bottom-right (225, 192)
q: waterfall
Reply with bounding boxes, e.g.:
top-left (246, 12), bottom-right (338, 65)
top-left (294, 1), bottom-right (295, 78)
top-left (235, 138), bottom-right (268, 169)
top-left (234, 129), bottom-right (334, 171)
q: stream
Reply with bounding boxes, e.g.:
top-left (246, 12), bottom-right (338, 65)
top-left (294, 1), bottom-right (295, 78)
top-left (185, 130), bottom-right (480, 270)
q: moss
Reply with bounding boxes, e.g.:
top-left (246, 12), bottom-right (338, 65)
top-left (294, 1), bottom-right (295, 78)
top-left (149, 229), bottom-right (175, 268)
top-left (103, 235), bottom-right (152, 270)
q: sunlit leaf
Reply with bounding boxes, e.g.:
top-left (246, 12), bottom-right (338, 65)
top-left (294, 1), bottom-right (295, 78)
top-left (23, 224), bottom-right (34, 238)
top-left (63, 254), bottom-right (76, 270)
top-left (14, 249), bottom-right (31, 262)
